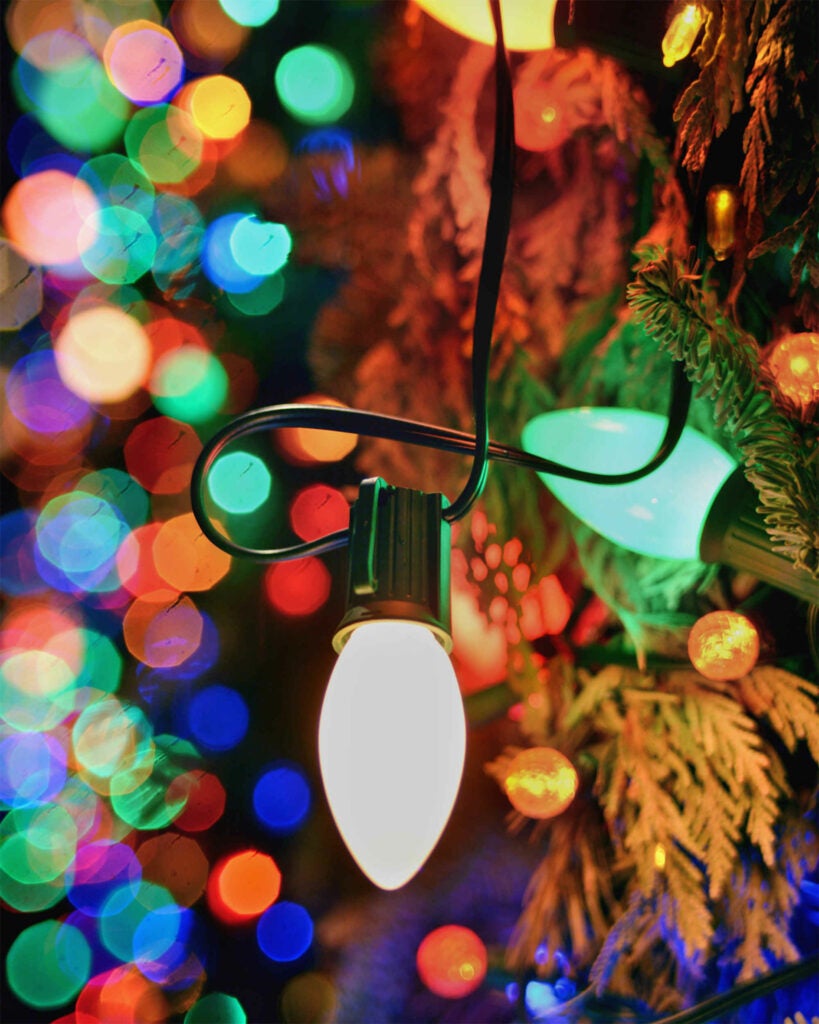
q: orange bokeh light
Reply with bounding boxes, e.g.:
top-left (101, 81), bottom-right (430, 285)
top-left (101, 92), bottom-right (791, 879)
top-left (152, 513), bottom-right (231, 592)
top-left (416, 925), bottom-right (487, 999)
top-left (223, 119), bottom-right (289, 190)
top-left (208, 849), bottom-right (281, 922)
top-left (276, 395), bottom-right (358, 465)
top-left (116, 523), bottom-right (172, 599)
top-left (76, 966), bottom-right (169, 1024)
top-left (122, 591), bottom-right (203, 668)
top-left (169, 0), bottom-right (250, 66)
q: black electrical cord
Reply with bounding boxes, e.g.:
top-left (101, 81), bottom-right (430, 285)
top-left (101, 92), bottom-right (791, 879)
top-left (190, 360), bottom-right (691, 560)
top-left (648, 955), bottom-right (819, 1024)
top-left (190, 0), bottom-right (693, 560)
top-left (446, 0), bottom-right (515, 522)
top-left (520, 954), bottom-right (819, 1023)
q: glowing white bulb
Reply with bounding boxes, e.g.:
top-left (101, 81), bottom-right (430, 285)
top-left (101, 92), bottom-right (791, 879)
top-left (318, 620), bottom-right (466, 890)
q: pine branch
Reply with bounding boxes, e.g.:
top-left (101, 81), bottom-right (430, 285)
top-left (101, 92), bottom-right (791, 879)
top-left (627, 247), bottom-right (819, 576)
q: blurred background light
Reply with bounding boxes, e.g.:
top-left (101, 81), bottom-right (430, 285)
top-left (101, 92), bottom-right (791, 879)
top-left (55, 304), bottom-right (151, 403)
top-left (109, 733), bottom-right (200, 832)
top-left (207, 849), bottom-right (281, 922)
top-left (264, 557), bottom-right (332, 617)
top-left (289, 483), bottom-right (350, 542)
top-left (225, 271), bottom-right (286, 318)
top-left (171, 770), bottom-right (226, 832)
top-left (202, 212), bottom-right (266, 294)
top-left (252, 761), bottom-right (311, 834)
top-left (125, 104), bottom-right (203, 186)
top-left (78, 153), bottom-right (156, 218)
top-left (0, 238), bottom-right (43, 329)
top-left (150, 346), bottom-right (229, 424)
top-left (68, 840), bottom-right (142, 918)
top-left (103, 20), bottom-right (184, 105)
top-left (257, 901), bottom-right (313, 963)
top-left (280, 973), bottom-right (337, 1024)
top-left (6, 349), bottom-right (93, 434)
top-left (416, 925), bottom-right (488, 999)
top-left (152, 513), bottom-right (232, 591)
top-left (0, 731), bottom-right (67, 809)
top-left (185, 991), bottom-right (247, 1023)
top-left (122, 592), bottom-right (204, 669)
top-left (181, 75), bottom-right (251, 141)
top-left (79, 206), bottom-right (158, 285)
top-left (170, 0), bottom-right (250, 67)
top-left (223, 119), bottom-right (288, 190)
top-left (35, 490), bottom-right (130, 594)
top-left (295, 128), bottom-right (359, 202)
top-left (219, 0), bottom-right (280, 28)
top-left (275, 45), bottom-right (354, 125)
top-left (2, 168), bottom-right (99, 269)
top-left (13, 33), bottom-right (130, 153)
top-left (137, 833), bottom-right (209, 908)
top-left (185, 683), bottom-right (249, 753)
top-left (230, 217), bottom-right (292, 276)
top-left (6, 919), bottom-right (91, 1009)
top-left (275, 395), bottom-right (358, 465)
top-left (207, 450), bottom-right (272, 514)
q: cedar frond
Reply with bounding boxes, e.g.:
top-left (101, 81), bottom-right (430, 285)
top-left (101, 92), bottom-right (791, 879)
top-left (627, 247), bottom-right (819, 577)
top-left (740, 665), bottom-right (819, 762)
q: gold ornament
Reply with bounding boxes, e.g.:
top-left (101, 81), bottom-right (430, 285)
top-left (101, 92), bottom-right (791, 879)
top-left (688, 611), bottom-right (760, 680)
top-left (503, 746), bottom-right (578, 819)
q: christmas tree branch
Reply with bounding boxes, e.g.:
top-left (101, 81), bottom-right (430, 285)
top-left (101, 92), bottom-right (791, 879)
top-left (626, 246), bottom-right (819, 576)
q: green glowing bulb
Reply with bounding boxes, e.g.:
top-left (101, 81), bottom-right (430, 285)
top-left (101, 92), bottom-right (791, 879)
top-left (208, 451), bottom-right (272, 514)
top-left (275, 45), bottom-right (354, 124)
top-left (521, 408), bottom-right (737, 560)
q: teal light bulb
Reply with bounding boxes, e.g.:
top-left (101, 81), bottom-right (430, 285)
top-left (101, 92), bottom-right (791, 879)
top-left (521, 408), bottom-right (737, 560)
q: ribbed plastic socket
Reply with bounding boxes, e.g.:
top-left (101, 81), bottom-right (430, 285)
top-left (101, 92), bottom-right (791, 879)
top-left (332, 478), bottom-right (452, 653)
top-left (699, 467), bottom-right (819, 604)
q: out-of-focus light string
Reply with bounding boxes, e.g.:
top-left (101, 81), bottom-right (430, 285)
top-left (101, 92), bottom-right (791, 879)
top-left (1, 0), bottom-right (357, 1018)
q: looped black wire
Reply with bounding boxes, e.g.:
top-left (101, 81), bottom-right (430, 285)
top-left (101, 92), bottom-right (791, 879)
top-left (446, 0), bottom-right (515, 522)
top-left (190, 361), bottom-right (691, 561)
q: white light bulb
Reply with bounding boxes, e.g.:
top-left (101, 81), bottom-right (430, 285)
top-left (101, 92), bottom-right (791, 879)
top-left (318, 620), bottom-right (466, 890)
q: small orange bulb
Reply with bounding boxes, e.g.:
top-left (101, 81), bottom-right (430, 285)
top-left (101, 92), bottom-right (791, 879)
top-left (705, 185), bottom-right (740, 261)
top-left (416, 925), bottom-right (487, 999)
top-left (208, 849), bottom-right (281, 922)
top-left (688, 610), bottom-right (759, 680)
top-left (767, 332), bottom-right (819, 418)
top-left (661, 2), bottom-right (705, 67)
top-left (503, 747), bottom-right (578, 819)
